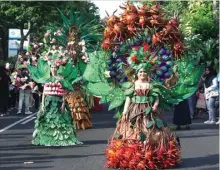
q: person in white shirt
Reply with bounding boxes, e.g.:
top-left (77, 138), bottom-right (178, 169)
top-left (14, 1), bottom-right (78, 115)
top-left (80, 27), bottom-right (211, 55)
top-left (16, 69), bottom-right (32, 115)
top-left (202, 66), bottom-right (218, 124)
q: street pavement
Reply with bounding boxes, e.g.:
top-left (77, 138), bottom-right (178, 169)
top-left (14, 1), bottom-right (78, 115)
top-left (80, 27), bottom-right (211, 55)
top-left (0, 106), bottom-right (219, 170)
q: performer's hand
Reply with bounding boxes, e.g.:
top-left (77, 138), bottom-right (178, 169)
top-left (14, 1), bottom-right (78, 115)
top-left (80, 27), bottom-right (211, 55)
top-left (152, 105), bottom-right (158, 112)
top-left (60, 103), bottom-right (65, 113)
top-left (41, 104), bottom-right (45, 112)
top-left (121, 113), bottom-right (128, 122)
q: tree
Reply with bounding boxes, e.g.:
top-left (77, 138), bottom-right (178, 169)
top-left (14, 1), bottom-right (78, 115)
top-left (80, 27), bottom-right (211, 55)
top-left (181, 1), bottom-right (218, 40)
top-left (0, 1), bottom-right (101, 59)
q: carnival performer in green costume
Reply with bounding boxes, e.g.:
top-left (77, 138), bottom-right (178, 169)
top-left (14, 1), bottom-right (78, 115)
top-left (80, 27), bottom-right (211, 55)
top-left (26, 8), bottom-right (103, 145)
top-left (31, 62), bottom-right (82, 146)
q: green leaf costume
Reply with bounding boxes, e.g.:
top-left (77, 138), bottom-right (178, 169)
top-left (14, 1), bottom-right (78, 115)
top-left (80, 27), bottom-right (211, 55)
top-left (29, 59), bottom-right (82, 146)
top-left (28, 6), bottom-right (104, 144)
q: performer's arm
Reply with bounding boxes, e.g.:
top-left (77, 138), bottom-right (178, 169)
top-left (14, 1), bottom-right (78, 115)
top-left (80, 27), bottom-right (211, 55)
top-left (122, 97), bottom-right (131, 115)
top-left (41, 92), bottom-right (45, 112)
top-left (152, 97), bottom-right (159, 112)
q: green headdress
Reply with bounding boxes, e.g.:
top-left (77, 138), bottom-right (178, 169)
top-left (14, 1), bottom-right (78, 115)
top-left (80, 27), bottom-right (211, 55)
top-left (128, 46), bottom-right (155, 74)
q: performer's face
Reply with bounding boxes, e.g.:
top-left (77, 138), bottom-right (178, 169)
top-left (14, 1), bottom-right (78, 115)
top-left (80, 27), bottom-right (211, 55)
top-left (51, 65), bottom-right (57, 76)
top-left (137, 68), bottom-right (148, 81)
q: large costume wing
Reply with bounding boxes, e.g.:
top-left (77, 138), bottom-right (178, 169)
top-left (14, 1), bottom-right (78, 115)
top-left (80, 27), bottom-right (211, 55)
top-left (27, 58), bottom-right (51, 84)
top-left (151, 56), bottom-right (204, 109)
top-left (83, 50), bottom-right (128, 117)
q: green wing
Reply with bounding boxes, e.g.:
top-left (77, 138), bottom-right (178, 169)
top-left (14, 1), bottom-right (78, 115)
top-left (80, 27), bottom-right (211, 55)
top-left (83, 50), bottom-right (112, 95)
top-left (83, 50), bottom-right (109, 83)
top-left (83, 50), bottom-right (127, 116)
top-left (151, 56), bottom-right (204, 110)
top-left (27, 58), bottom-right (51, 84)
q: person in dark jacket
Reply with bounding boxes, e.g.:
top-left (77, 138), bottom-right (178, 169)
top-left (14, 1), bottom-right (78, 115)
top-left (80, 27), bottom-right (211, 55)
top-left (173, 99), bottom-right (192, 130)
top-left (0, 66), bottom-right (10, 116)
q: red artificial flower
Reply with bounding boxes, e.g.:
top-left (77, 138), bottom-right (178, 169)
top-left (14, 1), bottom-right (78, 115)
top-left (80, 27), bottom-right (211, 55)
top-left (130, 56), bottom-right (138, 63)
top-left (143, 42), bottom-right (150, 52)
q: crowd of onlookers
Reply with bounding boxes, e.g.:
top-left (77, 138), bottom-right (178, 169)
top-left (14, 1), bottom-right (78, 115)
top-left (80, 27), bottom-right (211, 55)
top-left (0, 64), bottom-right (42, 116)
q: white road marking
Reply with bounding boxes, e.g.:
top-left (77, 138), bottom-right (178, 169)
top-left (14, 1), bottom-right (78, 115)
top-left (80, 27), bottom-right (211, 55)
top-left (21, 116), bottom-right (36, 124)
top-left (0, 112), bottom-right (37, 133)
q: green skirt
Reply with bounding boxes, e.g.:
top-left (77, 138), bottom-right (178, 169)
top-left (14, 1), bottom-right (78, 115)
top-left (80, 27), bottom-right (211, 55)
top-left (32, 95), bottom-right (82, 146)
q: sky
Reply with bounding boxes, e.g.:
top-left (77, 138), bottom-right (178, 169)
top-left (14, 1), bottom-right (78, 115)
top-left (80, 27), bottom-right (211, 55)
top-left (92, 0), bottom-right (126, 19)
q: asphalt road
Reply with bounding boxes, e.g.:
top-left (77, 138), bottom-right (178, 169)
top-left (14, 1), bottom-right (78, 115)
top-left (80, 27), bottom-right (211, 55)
top-left (0, 106), bottom-right (219, 170)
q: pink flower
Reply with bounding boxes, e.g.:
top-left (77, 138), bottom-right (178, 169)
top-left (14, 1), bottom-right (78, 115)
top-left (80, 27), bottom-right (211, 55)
top-left (52, 45), bottom-right (56, 50)
top-left (52, 38), bottom-right (56, 43)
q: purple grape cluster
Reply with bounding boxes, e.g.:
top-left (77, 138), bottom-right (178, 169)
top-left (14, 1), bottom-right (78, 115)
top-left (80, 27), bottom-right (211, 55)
top-left (155, 47), bottom-right (173, 83)
top-left (107, 43), bottom-right (128, 83)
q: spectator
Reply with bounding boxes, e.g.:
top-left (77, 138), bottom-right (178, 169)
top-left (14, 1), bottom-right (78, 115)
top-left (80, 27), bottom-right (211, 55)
top-left (31, 82), bottom-right (40, 111)
top-left (16, 68), bottom-right (32, 114)
top-left (202, 66), bottom-right (218, 124)
top-left (173, 99), bottom-right (192, 130)
top-left (215, 73), bottom-right (219, 124)
top-left (0, 66), bottom-right (10, 116)
top-left (196, 86), bottom-right (206, 118)
top-left (8, 68), bottom-right (17, 109)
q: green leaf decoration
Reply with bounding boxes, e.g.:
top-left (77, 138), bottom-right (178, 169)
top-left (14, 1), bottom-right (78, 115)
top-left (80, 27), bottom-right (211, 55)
top-left (163, 120), bottom-right (168, 127)
top-left (159, 102), bottom-right (171, 110)
top-left (51, 124), bottom-right (55, 128)
top-left (147, 121), bottom-right (154, 128)
top-left (151, 92), bottom-right (159, 97)
top-left (78, 60), bottom-right (87, 75)
top-left (155, 118), bottom-right (164, 128)
top-left (53, 131), bottom-right (57, 137)
top-left (149, 96), bottom-right (155, 103)
top-left (60, 80), bottom-right (73, 91)
top-left (66, 65), bottom-right (79, 82)
top-left (99, 96), bottom-right (108, 104)
top-left (124, 88), bottom-right (134, 96)
top-left (113, 133), bottom-right (121, 139)
top-left (59, 134), bottom-right (64, 141)
top-left (57, 61), bottom-right (72, 78)
top-left (121, 82), bottom-right (133, 89)
top-left (28, 58), bottom-right (50, 84)
top-left (86, 82), bottom-right (112, 96)
top-left (108, 88), bottom-right (126, 111)
top-left (145, 107), bottom-right (152, 115)
top-left (83, 64), bottom-right (102, 82)
top-left (152, 88), bottom-right (161, 94)
top-left (72, 76), bottom-right (82, 84)
top-left (113, 111), bottom-right (122, 119)
top-left (140, 132), bottom-right (146, 142)
top-left (83, 51), bottom-right (107, 83)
